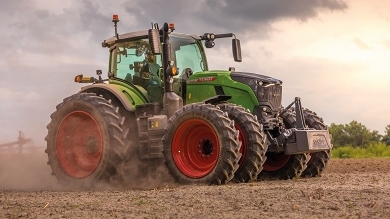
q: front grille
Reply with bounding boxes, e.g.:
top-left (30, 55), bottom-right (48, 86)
top-left (257, 84), bottom-right (282, 109)
top-left (230, 72), bottom-right (283, 111)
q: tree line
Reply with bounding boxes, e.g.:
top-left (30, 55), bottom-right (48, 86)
top-left (328, 121), bottom-right (390, 148)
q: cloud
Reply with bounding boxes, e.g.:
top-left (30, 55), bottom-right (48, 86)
top-left (123, 0), bottom-right (348, 35)
top-left (354, 37), bottom-right (371, 50)
top-left (382, 39), bottom-right (390, 49)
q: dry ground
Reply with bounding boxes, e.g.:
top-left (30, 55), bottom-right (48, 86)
top-left (1, 152), bottom-right (389, 218)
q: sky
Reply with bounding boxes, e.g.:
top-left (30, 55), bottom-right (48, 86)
top-left (0, 0), bottom-right (389, 146)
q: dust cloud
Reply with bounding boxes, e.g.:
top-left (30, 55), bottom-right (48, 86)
top-left (0, 150), bottom-right (60, 191)
top-left (114, 157), bottom-right (177, 190)
top-left (0, 148), bottom-right (177, 191)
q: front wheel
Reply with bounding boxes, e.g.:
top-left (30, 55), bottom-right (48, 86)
top-left (258, 109), bottom-right (310, 180)
top-left (259, 152), bottom-right (310, 180)
top-left (162, 103), bottom-right (240, 185)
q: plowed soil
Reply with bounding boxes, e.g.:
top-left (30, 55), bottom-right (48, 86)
top-left (1, 153), bottom-right (390, 219)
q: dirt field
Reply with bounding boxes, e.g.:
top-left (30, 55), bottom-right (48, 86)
top-left (1, 153), bottom-right (390, 219)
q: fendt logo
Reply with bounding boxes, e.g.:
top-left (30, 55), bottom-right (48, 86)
top-left (187, 77), bottom-right (217, 83)
top-left (312, 135), bottom-right (328, 148)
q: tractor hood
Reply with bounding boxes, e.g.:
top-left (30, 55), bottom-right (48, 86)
top-left (230, 71), bottom-right (283, 112)
top-left (230, 72), bottom-right (282, 85)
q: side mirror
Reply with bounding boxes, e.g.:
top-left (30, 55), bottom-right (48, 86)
top-left (148, 29), bottom-right (161, 54)
top-left (232, 39), bottom-right (242, 62)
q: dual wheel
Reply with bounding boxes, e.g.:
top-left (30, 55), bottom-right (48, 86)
top-left (163, 103), bottom-right (268, 184)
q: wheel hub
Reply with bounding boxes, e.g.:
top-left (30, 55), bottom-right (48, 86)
top-left (198, 138), bottom-right (214, 158)
top-left (85, 136), bottom-right (99, 154)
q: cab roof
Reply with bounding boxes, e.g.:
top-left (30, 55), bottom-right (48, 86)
top-left (102, 30), bottom-right (201, 48)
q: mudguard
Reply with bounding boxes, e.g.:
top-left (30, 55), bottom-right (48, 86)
top-left (78, 82), bottom-right (149, 112)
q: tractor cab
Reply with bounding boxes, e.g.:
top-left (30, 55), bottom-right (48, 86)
top-left (107, 32), bottom-right (208, 103)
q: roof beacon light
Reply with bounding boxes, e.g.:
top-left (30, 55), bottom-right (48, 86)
top-left (112, 14), bottom-right (119, 22)
top-left (169, 23), bottom-right (175, 31)
top-left (112, 14), bottom-right (119, 39)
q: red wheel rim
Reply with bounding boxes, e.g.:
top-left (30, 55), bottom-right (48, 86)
top-left (263, 152), bottom-right (290, 172)
top-left (172, 118), bottom-right (219, 178)
top-left (235, 124), bottom-right (246, 166)
top-left (56, 111), bottom-right (103, 178)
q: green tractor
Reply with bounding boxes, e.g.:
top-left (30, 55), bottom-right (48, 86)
top-left (45, 15), bottom-right (332, 187)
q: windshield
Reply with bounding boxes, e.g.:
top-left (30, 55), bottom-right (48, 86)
top-left (170, 36), bottom-right (207, 75)
top-left (111, 39), bottom-right (162, 87)
top-left (110, 35), bottom-right (206, 85)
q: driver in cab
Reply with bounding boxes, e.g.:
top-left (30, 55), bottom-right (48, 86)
top-left (141, 50), bottom-right (160, 86)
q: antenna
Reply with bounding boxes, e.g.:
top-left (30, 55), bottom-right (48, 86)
top-left (112, 14), bottom-right (119, 39)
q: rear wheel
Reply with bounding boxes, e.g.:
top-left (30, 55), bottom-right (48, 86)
top-left (162, 103), bottom-right (240, 185)
top-left (45, 93), bottom-right (130, 188)
top-left (218, 104), bottom-right (267, 182)
top-left (300, 109), bottom-right (331, 177)
top-left (258, 109), bottom-right (310, 180)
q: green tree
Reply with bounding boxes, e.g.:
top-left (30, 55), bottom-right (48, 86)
top-left (382, 124), bottom-right (390, 145)
top-left (329, 121), bottom-right (382, 148)
top-left (329, 123), bottom-right (350, 147)
top-left (370, 130), bottom-right (382, 143)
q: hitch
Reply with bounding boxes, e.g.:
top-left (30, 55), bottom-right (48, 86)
top-left (279, 97), bottom-right (307, 130)
top-left (281, 98), bottom-right (332, 155)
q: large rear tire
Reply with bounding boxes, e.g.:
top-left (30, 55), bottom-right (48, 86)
top-left (162, 103), bottom-right (240, 185)
top-left (300, 109), bottom-right (331, 177)
top-left (258, 109), bottom-right (310, 180)
top-left (45, 93), bottom-right (130, 188)
top-left (218, 103), bottom-right (267, 182)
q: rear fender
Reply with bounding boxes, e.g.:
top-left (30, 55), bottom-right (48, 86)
top-left (78, 83), bottom-right (149, 112)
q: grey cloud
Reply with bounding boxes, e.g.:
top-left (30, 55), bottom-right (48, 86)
top-left (123, 0), bottom-right (348, 34)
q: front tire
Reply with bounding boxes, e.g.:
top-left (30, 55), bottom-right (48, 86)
top-left (258, 109), bottom-right (310, 180)
top-left (45, 93), bottom-right (130, 188)
top-left (162, 103), bottom-right (240, 185)
top-left (218, 103), bottom-right (267, 182)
